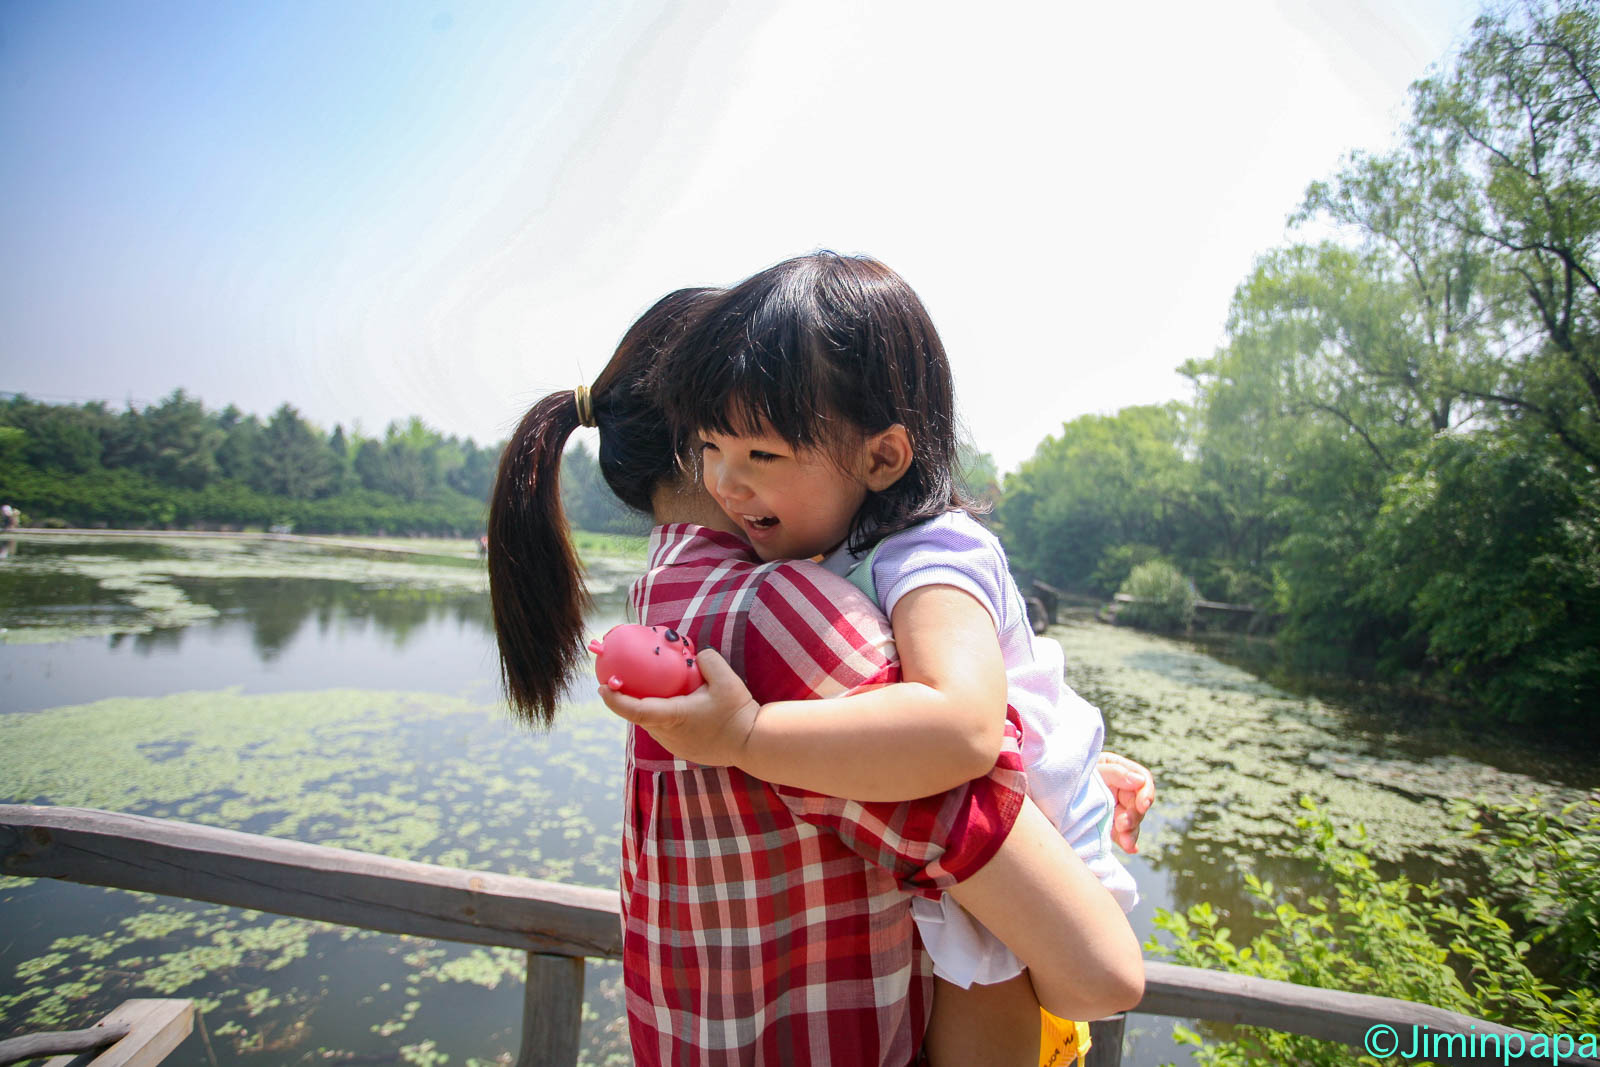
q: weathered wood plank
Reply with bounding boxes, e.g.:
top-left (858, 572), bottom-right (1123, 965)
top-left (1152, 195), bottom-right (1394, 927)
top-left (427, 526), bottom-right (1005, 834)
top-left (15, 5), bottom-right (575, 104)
top-left (0, 1022), bottom-right (131, 1065)
top-left (516, 953), bottom-right (585, 1067)
top-left (86, 1001), bottom-right (194, 1067)
top-left (37, 1001), bottom-right (192, 1067)
top-left (0, 805), bottom-right (621, 958)
top-left (1139, 962), bottom-right (1598, 1066)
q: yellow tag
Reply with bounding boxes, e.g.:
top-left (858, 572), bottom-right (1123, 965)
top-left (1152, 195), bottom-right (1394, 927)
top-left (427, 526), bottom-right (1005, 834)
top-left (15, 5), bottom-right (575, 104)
top-left (1039, 1010), bottom-right (1092, 1067)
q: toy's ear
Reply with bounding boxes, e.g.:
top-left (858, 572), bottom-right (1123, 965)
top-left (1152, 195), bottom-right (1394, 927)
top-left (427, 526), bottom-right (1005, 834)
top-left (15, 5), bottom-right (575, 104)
top-left (862, 424), bottom-right (913, 491)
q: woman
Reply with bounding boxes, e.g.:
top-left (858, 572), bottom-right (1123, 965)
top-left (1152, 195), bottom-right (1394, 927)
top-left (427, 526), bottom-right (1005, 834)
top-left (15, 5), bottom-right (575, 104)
top-left (488, 287), bottom-right (1152, 1066)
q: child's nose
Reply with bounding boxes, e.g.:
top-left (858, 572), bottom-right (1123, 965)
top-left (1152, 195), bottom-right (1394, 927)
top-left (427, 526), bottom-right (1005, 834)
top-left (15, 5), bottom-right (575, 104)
top-left (705, 459), bottom-right (749, 502)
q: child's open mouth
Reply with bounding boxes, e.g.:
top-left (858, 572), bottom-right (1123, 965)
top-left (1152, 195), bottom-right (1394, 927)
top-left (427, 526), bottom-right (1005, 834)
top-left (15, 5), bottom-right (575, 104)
top-left (741, 514), bottom-right (779, 531)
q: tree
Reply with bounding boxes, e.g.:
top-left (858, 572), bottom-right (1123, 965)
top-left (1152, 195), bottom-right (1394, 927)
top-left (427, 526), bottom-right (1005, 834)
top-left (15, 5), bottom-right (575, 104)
top-left (215, 406), bottom-right (265, 486)
top-left (446, 438), bottom-right (497, 501)
top-left (140, 389), bottom-right (222, 490)
top-left (996, 405), bottom-right (1191, 593)
top-left (1182, 245), bottom-right (1442, 652)
top-left (957, 438), bottom-right (1001, 508)
top-left (1358, 432), bottom-right (1600, 724)
top-left (0, 395), bottom-right (104, 474)
top-left (255, 404), bottom-right (338, 499)
top-left (1408, 0), bottom-right (1600, 468)
top-left (559, 440), bottom-right (637, 532)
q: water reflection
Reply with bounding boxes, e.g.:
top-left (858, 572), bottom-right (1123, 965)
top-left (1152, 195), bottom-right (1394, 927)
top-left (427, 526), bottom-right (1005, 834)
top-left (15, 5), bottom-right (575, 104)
top-left (0, 536), bottom-right (631, 714)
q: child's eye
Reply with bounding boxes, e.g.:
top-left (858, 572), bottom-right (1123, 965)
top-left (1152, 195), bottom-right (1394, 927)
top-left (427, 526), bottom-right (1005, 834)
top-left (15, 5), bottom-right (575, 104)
top-left (749, 451), bottom-right (779, 463)
top-left (697, 439), bottom-right (719, 454)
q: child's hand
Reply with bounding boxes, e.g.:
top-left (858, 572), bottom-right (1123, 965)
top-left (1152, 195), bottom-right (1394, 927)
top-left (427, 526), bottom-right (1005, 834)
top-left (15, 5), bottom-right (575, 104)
top-left (598, 648), bottom-right (760, 768)
top-left (1097, 751), bottom-right (1155, 854)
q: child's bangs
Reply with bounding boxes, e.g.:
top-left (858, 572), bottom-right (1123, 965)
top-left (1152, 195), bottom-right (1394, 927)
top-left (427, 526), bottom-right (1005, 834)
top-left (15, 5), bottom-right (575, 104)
top-left (666, 302), bottom-right (844, 452)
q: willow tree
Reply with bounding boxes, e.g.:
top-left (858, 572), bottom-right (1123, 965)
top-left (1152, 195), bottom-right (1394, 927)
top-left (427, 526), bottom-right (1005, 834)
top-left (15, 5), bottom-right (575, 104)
top-left (1184, 0), bottom-right (1600, 727)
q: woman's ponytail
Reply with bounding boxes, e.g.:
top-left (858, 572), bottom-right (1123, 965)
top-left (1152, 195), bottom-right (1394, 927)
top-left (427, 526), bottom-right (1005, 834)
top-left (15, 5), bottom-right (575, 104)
top-left (488, 285), bottom-right (719, 728)
top-left (488, 389), bottom-right (586, 727)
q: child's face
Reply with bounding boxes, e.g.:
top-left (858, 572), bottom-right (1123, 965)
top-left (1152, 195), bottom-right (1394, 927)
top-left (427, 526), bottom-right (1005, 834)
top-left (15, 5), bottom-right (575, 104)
top-left (697, 425), bottom-right (868, 562)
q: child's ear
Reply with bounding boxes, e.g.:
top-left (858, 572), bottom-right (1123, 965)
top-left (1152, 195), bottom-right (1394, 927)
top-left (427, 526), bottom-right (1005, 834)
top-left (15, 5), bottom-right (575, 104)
top-left (862, 424), bottom-right (913, 491)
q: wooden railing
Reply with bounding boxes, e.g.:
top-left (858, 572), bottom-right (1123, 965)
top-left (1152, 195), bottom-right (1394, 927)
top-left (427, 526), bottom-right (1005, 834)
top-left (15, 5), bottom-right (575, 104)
top-left (3, 805), bottom-right (1593, 1067)
top-left (0, 999), bottom-right (194, 1067)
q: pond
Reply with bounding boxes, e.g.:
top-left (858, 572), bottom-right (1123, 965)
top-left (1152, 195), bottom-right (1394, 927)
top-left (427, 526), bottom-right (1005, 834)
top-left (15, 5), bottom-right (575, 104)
top-left (2, 533), bottom-right (1594, 1066)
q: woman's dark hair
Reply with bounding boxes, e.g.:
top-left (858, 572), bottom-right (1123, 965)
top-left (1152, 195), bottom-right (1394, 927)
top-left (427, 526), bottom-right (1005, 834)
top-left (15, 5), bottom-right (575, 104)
top-left (653, 252), bottom-right (973, 555)
top-left (488, 287), bottom-right (717, 727)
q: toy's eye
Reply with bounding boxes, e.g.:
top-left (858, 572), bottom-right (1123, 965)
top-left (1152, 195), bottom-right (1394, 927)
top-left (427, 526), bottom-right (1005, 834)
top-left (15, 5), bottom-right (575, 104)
top-left (664, 629), bottom-right (681, 643)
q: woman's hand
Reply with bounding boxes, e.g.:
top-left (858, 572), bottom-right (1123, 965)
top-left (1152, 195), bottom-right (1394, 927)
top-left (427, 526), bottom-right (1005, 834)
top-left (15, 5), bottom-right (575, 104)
top-left (1097, 751), bottom-right (1155, 854)
top-left (598, 649), bottom-right (761, 768)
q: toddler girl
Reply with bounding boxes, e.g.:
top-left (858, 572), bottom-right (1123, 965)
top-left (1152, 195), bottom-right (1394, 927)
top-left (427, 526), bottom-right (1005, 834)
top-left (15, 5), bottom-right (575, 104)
top-left (601, 252), bottom-right (1139, 1066)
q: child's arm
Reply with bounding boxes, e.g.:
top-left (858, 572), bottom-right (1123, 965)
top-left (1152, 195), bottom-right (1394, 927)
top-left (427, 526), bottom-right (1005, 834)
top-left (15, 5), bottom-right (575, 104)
top-left (599, 584), bottom-right (1006, 800)
top-left (947, 796), bottom-right (1145, 1022)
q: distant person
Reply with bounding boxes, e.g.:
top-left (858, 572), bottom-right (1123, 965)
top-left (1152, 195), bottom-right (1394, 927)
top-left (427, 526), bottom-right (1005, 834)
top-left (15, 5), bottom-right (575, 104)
top-left (1, 503), bottom-right (16, 530)
top-left (489, 283), bottom-right (1150, 1066)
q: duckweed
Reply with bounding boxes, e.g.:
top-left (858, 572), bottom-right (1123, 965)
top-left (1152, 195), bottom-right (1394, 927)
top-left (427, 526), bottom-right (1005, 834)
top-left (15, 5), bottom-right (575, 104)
top-left (1, 682), bottom-right (629, 1061)
top-left (1049, 619), bottom-right (1591, 864)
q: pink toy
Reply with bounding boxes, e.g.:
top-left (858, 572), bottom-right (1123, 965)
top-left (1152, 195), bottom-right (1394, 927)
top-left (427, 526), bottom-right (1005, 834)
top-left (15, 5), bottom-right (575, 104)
top-left (588, 623), bottom-right (704, 699)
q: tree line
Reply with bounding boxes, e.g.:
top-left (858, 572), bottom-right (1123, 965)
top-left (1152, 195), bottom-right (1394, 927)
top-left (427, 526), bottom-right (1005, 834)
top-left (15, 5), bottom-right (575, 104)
top-left (996, 1), bottom-right (1599, 736)
top-left (0, 392), bottom-right (640, 537)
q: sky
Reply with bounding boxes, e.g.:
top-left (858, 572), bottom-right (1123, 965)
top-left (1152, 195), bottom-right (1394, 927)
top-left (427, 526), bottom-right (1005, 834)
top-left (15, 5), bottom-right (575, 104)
top-left (1, 0), bottom-right (1482, 475)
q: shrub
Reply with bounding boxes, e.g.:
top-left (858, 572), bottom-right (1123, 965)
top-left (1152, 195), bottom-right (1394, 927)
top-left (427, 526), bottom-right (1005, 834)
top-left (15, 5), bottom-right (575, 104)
top-left (1463, 796), bottom-right (1600, 987)
top-left (1090, 543), bottom-right (1162, 597)
top-left (1116, 559), bottom-right (1196, 632)
top-left (1150, 799), bottom-right (1600, 1066)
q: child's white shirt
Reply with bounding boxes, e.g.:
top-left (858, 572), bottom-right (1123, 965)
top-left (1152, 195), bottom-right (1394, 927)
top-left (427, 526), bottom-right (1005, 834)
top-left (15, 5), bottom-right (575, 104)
top-left (821, 510), bottom-right (1138, 988)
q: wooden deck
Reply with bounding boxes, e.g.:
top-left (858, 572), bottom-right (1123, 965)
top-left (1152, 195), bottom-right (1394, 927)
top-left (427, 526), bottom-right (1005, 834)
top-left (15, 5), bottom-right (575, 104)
top-left (3, 805), bottom-right (1592, 1066)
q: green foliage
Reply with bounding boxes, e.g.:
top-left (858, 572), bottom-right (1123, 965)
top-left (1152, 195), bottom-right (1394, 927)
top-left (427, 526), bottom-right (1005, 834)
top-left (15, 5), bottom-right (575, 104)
top-left (0, 393), bottom-right (508, 537)
top-left (560, 440), bottom-right (646, 534)
top-left (996, 404), bottom-right (1191, 590)
top-left (992, 0), bottom-right (1600, 735)
top-left (956, 437), bottom-right (1001, 506)
top-left (1116, 559), bottom-right (1196, 632)
top-left (137, 389), bottom-right (223, 490)
top-left (257, 404), bottom-right (340, 499)
top-left (1089, 543), bottom-right (1163, 597)
top-left (1358, 434), bottom-right (1600, 722)
top-left (0, 425), bottom-right (24, 468)
top-left (1150, 799), bottom-right (1600, 1066)
top-left (1461, 796), bottom-right (1600, 986)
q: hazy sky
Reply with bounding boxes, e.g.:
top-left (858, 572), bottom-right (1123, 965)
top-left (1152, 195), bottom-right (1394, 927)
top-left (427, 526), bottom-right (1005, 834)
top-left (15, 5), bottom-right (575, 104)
top-left (2, 0), bottom-right (1480, 474)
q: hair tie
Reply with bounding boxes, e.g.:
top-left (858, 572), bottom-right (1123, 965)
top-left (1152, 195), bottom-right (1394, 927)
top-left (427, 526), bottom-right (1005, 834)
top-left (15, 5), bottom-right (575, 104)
top-left (573, 385), bottom-right (596, 428)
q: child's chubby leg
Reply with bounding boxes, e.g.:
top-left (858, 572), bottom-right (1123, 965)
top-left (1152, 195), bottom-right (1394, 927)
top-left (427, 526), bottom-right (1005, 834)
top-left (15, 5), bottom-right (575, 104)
top-left (944, 798), bottom-right (1144, 1024)
top-left (925, 972), bottom-right (1041, 1067)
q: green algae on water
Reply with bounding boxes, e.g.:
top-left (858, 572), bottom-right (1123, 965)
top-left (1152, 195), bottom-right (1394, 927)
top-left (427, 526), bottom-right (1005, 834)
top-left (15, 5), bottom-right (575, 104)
top-left (1, 684), bottom-right (630, 1060)
top-left (1047, 619), bottom-right (1590, 865)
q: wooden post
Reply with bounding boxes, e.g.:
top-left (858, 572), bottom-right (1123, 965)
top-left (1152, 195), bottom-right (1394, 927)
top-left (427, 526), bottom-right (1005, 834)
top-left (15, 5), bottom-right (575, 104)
top-left (37, 1000), bottom-right (194, 1067)
top-left (1085, 1015), bottom-right (1125, 1067)
top-left (516, 952), bottom-right (585, 1067)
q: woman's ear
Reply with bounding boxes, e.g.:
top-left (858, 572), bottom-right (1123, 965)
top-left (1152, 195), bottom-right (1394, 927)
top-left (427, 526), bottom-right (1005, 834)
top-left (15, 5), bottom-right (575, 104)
top-left (862, 424), bottom-right (913, 491)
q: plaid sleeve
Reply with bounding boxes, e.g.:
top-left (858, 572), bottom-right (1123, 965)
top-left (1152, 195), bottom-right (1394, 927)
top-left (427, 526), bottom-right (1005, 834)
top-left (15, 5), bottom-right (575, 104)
top-left (741, 563), bottom-right (1027, 896)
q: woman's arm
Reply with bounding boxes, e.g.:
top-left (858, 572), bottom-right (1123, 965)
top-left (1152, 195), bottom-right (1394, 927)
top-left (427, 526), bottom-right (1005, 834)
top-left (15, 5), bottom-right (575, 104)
top-left (947, 796), bottom-right (1145, 1021)
top-left (599, 583), bottom-right (1007, 800)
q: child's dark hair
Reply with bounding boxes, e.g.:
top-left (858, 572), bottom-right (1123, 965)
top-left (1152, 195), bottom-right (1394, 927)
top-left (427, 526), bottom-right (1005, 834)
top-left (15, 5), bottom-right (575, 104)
top-left (488, 287), bottom-right (717, 726)
top-left (653, 252), bottom-right (973, 555)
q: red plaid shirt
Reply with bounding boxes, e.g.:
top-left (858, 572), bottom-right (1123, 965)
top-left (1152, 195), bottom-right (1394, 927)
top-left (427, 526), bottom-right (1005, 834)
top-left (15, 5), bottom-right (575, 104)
top-left (621, 524), bottom-right (1028, 1067)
